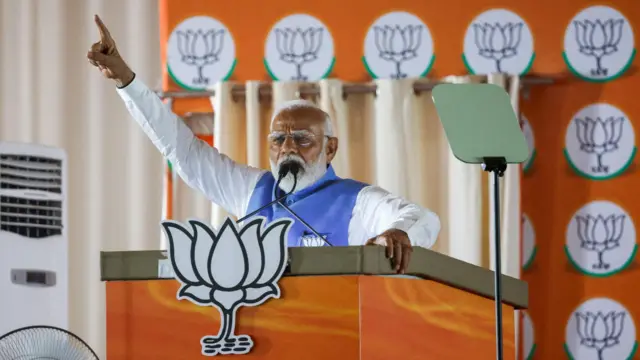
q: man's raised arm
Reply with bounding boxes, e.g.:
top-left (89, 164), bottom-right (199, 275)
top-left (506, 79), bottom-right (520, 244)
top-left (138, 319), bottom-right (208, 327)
top-left (86, 15), bottom-right (265, 217)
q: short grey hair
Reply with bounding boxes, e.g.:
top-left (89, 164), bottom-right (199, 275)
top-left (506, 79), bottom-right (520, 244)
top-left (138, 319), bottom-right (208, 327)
top-left (270, 99), bottom-right (334, 137)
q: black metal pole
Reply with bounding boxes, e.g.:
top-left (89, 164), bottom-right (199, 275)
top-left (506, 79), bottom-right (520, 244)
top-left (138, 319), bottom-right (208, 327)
top-left (492, 169), bottom-right (504, 360)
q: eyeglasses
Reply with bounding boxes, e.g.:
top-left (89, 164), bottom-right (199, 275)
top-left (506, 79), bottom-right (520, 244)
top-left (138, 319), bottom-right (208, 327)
top-left (268, 132), bottom-right (328, 148)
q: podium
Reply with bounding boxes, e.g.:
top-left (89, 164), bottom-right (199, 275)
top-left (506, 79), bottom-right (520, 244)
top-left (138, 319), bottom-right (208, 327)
top-left (101, 246), bottom-right (527, 359)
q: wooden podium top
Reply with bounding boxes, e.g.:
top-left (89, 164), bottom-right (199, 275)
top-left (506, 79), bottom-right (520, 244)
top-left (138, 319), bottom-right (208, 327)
top-left (100, 246), bottom-right (527, 309)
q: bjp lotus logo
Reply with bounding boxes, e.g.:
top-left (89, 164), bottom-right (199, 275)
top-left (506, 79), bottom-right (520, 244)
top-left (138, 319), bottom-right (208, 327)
top-left (176, 28), bottom-right (226, 85)
top-left (161, 217), bottom-right (292, 356)
top-left (565, 297), bottom-right (637, 360)
top-left (471, 22), bottom-right (523, 73)
top-left (565, 200), bottom-right (637, 278)
top-left (372, 24), bottom-right (424, 79)
top-left (274, 27), bottom-right (324, 81)
top-left (572, 19), bottom-right (624, 77)
top-left (166, 16), bottom-right (237, 91)
top-left (574, 116), bottom-right (624, 174)
top-left (575, 311), bottom-right (626, 357)
top-left (362, 11), bottom-right (435, 79)
top-left (562, 6), bottom-right (636, 82)
top-left (564, 103), bottom-right (636, 180)
top-left (575, 214), bottom-right (625, 270)
top-left (462, 8), bottom-right (535, 75)
top-left (264, 14), bottom-right (336, 82)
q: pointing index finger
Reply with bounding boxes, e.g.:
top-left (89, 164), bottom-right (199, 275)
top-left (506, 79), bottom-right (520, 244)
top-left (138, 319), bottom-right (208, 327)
top-left (94, 14), bottom-right (112, 41)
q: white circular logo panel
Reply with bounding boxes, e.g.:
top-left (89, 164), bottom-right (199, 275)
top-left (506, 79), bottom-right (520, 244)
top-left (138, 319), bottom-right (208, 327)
top-left (563, 6), bottom-right (636, 82)
top-left (565, 297), bottom-right (637, 360)
top-left (363, 11), bottom-right (435, 79)
top-left (462, 9), bottom-right (535, 75)
top-left (565, 200), bottom-right (637, 277)
top-left (264, 14), bottom-right (335, 81)
top-left (167, 16), bottom-right (237, 90)
top-left (522, 311), bottom-right (536, 360)
top-left (521, 114), bottom-right (536, 173)
top-left (564, 103), bottom-right (636, 180)
top-left (522, 213), bottom-right (537, 271)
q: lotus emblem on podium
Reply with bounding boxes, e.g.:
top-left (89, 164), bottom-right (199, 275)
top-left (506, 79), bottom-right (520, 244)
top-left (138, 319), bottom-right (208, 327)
top-left (161, 217), bottom-right (292, 356)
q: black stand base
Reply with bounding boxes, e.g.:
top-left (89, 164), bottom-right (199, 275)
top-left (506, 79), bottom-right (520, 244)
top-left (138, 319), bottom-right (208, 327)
top-left (482, 156), bottom-right (507, 360)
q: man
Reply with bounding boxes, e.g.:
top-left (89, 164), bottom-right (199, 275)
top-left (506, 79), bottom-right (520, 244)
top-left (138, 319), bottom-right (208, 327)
top-left (87, 15), bottom-right (440, 274)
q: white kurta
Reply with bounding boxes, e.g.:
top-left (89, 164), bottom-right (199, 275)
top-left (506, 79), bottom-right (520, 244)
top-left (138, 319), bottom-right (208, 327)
top-left (116, 77), bottom-right (441, 248)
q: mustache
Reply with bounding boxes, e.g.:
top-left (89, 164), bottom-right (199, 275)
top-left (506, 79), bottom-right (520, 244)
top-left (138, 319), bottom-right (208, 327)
top-left (277, 154), bottom-right (305, 168)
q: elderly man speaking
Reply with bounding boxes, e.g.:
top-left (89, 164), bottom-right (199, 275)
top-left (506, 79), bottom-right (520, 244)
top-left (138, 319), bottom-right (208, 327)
top-left (87, 15), bottom-right (440, 274)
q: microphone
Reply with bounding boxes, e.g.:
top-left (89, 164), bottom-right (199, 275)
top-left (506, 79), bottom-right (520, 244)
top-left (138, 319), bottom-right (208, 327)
top-left (236, 162), bottom-right (298, 223)
top-left (272, 161), bottom-right (333, 247)
top-left (278, 160), bottom-right (300, 179)
top-left (237, 159), bottom-right (333, 247)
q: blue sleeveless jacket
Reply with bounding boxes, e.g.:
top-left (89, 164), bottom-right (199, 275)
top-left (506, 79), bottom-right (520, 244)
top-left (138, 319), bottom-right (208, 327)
top-left (245, 166), bottom-right (368, 247)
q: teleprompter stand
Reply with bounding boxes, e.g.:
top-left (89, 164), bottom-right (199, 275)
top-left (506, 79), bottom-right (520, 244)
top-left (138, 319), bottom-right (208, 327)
top-left (482, 156), bottom-right (507, 360)
top-left (432, 83), bottom-right (528, 360)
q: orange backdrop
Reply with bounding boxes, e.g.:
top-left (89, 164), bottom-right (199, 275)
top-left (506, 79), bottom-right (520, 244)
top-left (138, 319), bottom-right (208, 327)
top-left (157, 1), bottom-right (640, 359)
top-left (159, 0), bottom-right (592, 115)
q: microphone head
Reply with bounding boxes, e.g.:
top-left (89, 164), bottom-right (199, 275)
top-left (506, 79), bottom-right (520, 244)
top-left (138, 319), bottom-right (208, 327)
top-left (278, 160), bottom-right (302, 179)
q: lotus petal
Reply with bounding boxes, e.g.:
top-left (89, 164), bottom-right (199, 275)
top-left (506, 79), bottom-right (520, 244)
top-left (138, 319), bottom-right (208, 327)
top-left (178, 284), bottom-right (212, 304)
top-left (161, 221), bottom-right (199, 284)
top-left (190, 220), bottom-right (216, 285)
top-left (245, 284), bottom-right (280, 305)
top-left (256, 219), bottom-right (291, 285)
top-left (209, 219), bottom-right (248, 289)
top-left (240, 219), bottom-right (264, 286)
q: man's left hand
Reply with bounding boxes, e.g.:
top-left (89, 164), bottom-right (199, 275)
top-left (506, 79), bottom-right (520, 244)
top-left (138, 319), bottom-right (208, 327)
top-left (366, 229), bottom-right (412, 274)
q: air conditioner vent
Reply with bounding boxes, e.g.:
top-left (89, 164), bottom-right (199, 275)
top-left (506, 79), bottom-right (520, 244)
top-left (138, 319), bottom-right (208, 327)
top-left (0, 195), bottom-right (63, 239)
top-left (0, 154), bottom-right (63, 194)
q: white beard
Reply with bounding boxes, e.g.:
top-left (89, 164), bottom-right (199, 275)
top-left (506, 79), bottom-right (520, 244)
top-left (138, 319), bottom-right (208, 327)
top-left (270, 150), bottom-right (327, 193)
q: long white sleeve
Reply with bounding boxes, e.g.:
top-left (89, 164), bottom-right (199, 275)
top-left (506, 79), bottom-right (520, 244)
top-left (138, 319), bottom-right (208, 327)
top-left (349, 185), bottom-right (440, 248)
top-left (115, 77), bottom-right (266, 217)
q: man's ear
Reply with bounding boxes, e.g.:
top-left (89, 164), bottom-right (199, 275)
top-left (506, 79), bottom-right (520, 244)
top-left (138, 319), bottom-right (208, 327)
top-left (325, 137), bottom-right (338, 163)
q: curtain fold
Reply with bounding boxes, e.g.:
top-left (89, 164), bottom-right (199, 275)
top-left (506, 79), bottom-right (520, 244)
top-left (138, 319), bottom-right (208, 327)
top-left (440, 75), bottom-right (486, 265)
top-left (210, 82), bottom-right (246, 226)
top-left (318, 79), bottom-right (351, 177)
top-left (271, 81), bottom-right (300, 106)
top-left (486, 74), bottom-right (523, 360)
top-left (0, 1), bottom-right (161, 358)
top-left (486, 74), bottom-right (522, 278)
top-left (175, 173), bottom-right (212, 223)
top-left (245, 81), bottom-right (262, 168)
top-left (206, 80), bottom-right (305, 226)
top-left (312, 75), bottom-right (523, 266)
top-left (505, 75), bottom-right (522, 279)
top-left (173, 113), bottom-right (214, 225)
top-left (373, 80), bottom-right (412, 197)
top-left (401, 82), bottom-right (452, 255)
top-left (318, 80), bottom-right (375, 182)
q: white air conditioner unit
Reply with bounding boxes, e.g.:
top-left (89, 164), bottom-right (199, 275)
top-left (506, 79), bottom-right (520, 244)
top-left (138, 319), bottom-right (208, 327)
top-left (0, 141), bottom-right (68, 336)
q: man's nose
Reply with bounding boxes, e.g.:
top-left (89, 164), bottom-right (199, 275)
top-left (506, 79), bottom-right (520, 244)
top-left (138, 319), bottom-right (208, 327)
top-left (280, 136), bottom-right (298, 154)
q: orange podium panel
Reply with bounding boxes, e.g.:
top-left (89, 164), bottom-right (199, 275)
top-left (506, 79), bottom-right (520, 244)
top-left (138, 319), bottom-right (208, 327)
top-left (106, 275), bottom-right (516, 359)
top-left (102, 247), bottom-right (527, 359)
